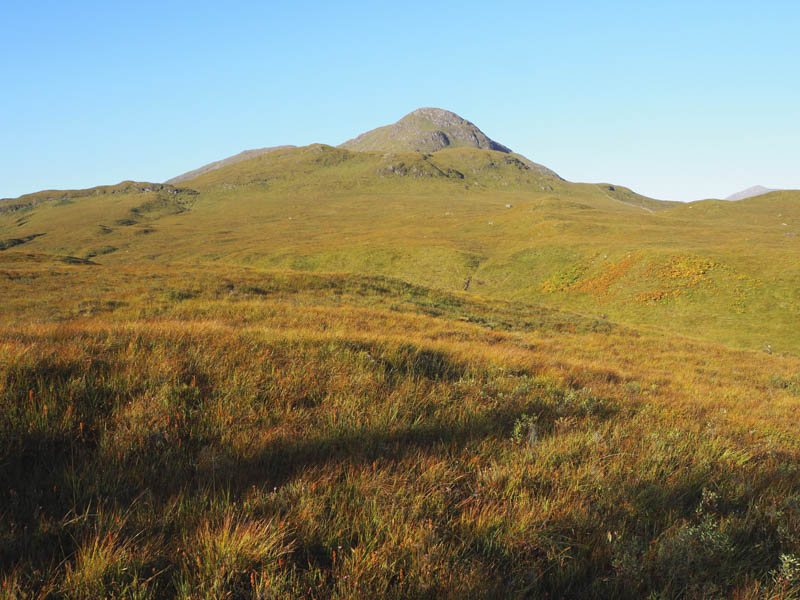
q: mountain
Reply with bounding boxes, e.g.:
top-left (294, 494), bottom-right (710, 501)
top-left (1, 109), bottom-right (798, 353)
top-left (6, 108), bottom-right (800, 600)
top-left (340, 107), bottom-right (561, 179)
top-left (725, 185), bottom-right (777, 201)
top-left (163, 108), bottom-right (560, 183)
top-left (166, 145), bottom-right (296, 184)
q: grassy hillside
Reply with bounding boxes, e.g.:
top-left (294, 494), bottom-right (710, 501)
top-left (2, 255), bottom-right (800, 598)
top-left (1, 144), bottom-right (797, 354)
top-left (166, 146), bottom-right (297, 185)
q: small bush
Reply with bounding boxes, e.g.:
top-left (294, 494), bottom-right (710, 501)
top-left (771, 374), bottom-right (800, 396)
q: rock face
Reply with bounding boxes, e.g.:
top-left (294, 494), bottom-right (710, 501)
top-left (725, 185), bottom-right (777, 201)
top-left (339, 108), bottom-right (513, 154)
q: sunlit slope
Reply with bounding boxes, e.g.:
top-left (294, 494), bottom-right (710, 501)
top-left (0, 144), bottom-right (662, 269)
top-left (2, 258), bottom-right (800, 598)
top-left (1, 145), bottom-right (798, 352)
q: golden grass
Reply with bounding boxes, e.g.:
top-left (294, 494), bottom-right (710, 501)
top-left (1, 261), bottom-right (800, 598)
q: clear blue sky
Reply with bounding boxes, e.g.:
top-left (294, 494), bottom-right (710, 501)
top-left (2, 0), bottom-right (798, 201)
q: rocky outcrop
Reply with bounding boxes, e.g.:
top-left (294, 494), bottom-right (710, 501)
top-left (340, 108), bottom-right (513, 154)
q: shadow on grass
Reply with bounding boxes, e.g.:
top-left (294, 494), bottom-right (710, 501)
top-left (202, 404), bottom-right (527, 491)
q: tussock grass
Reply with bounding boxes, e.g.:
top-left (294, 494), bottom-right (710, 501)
top-left (1, 262), bottom-right (800, 597)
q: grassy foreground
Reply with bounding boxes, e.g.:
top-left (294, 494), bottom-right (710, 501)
top-left (2, 256), bottom-right (800, 598)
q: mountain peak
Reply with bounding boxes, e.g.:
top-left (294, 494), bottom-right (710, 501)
top-left (339, 107), bottom-right (512, 154)
top-left (725, 185), bottom-right (777, 201)
top-left (404, 107), bottom-right (481, 129)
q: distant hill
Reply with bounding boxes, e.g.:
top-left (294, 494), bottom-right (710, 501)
top-left (725, 185), bottom-right (777, 201)
top-left (166, 145), bottom-right (296, 184)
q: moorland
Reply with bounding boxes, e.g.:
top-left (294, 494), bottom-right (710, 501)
top-left (1, 108), bottom-right (799, 598)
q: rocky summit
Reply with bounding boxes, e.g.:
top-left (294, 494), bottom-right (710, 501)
top-left (339, 107), bottom-right (513, 154)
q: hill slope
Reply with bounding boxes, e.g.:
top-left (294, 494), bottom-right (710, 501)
top-left (0, 114), bottom-right (797, 353)
top-left (166, 145), bottom-right (296, 184)
top-left (3, 110), bottom-right (800, 599)
top-left (2, 260), bottom-right (800, 598)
